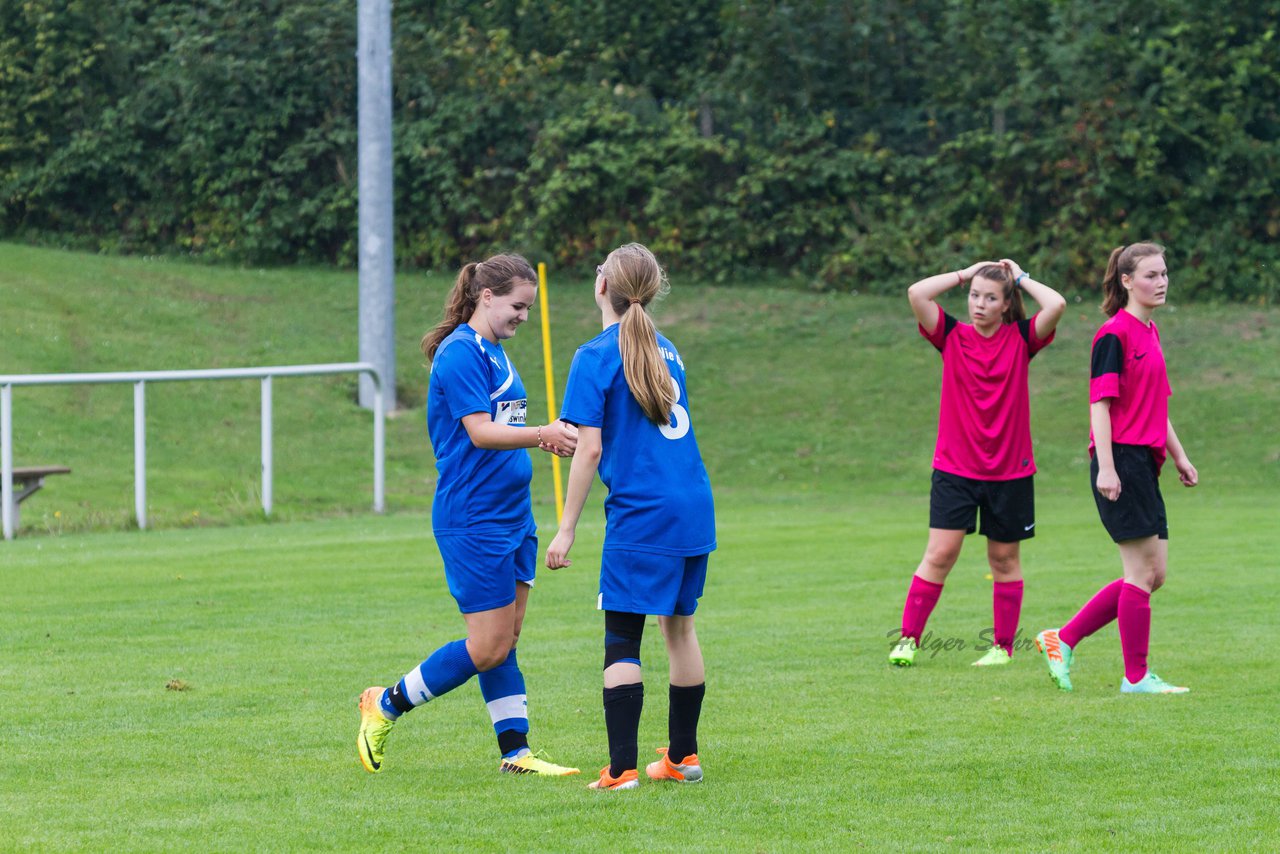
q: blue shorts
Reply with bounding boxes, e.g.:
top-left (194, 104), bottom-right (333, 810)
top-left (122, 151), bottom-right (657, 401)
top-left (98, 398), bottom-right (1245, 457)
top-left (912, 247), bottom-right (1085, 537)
top-left (435, 526), bottom-right (536, 614)
top-left (599, 550), bottom-right (708, 617)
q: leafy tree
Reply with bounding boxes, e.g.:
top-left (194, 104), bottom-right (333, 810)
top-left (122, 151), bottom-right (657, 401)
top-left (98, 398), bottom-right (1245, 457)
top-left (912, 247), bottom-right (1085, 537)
top-left (0, 0), bottom-right (1275, 300)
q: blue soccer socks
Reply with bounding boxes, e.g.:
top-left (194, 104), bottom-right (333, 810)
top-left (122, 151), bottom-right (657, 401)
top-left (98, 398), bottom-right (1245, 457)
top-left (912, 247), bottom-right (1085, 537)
top-left (479, 647), bottom-right (531, 758)
top-left (380, 638), bottom-right (479, 720)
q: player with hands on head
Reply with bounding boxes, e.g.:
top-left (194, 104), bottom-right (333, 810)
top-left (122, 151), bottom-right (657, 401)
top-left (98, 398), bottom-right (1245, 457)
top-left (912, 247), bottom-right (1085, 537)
top-left (890, 257), bottom-right (1066, 668)
top-left (1036, 242), bottom-right (1197, 695)
top-left (546, 243), bottom-right (716, 792)
top-left (356, 253), bottom-right (581, 777)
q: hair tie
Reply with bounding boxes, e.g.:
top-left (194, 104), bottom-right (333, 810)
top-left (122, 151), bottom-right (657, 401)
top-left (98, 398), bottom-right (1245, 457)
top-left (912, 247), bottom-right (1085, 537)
top-left (629, 298), bottom-right (642, 305)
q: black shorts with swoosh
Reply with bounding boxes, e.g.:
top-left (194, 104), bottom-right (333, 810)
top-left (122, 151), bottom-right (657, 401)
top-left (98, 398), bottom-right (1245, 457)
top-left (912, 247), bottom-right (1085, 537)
top-left (1091, 444), bottom-right (1168, 542)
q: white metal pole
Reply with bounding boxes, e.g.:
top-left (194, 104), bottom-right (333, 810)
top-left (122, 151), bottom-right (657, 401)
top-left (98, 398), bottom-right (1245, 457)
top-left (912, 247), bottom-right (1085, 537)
top-left (357, 0), bottom-right (396, 414)
top-left (261, 375), bottom-right (273, 516)
top-left (2, 385), bottom-right (13, 540)
top-left (134, 381), bottom-right (147, 530)
top-left (373, 380), bottom-right (385, 512)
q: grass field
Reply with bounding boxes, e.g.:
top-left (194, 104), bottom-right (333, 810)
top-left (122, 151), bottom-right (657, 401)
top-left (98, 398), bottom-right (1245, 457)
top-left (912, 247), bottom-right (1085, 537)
top-left (2, 244), bottom-right (1279, 850)
top-left (5, 497), bottom-right (1278, 851)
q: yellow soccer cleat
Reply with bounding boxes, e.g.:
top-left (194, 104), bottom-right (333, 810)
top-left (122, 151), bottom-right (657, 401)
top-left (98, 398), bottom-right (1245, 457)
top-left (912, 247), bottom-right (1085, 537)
top-left (357, 686), bottom-right (396, 773)
top-left (499, 750), bottom-right (580, 776)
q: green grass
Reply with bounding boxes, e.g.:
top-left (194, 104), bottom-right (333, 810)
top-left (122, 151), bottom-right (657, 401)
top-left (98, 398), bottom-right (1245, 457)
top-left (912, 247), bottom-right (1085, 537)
top-left (3, 495), bottom-right (1277, 851)
top-left (3, 243), bottom-right (1279, 849)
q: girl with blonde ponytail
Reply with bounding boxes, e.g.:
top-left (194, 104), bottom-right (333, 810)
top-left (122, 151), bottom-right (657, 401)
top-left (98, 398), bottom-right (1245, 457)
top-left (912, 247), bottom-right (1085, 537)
top-left (611, 247), bottom-right (677, 424)
top-left (546, 243), bottom-right (716, 792)
top-left (356, 253), bottom-right (582, 779)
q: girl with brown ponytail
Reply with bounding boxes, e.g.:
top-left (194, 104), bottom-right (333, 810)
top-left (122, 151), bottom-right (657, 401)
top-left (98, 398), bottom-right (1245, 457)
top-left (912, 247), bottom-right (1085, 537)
top-left (546, 244), bottom-right (716, 792)
top-left (890, 258), bottom-right (1066, 669)
top-left (356, 253), bottom-right (582, 778)
top-left (1036, 242), bottom-right (1198, 695)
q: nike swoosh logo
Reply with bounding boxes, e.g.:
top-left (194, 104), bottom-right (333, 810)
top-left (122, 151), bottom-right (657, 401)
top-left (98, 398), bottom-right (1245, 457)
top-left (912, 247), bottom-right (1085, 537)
top-left (1024, 523), bottom-right (1035, 531)
top-left (1134, 353), bottom-right (1147, 360)
top-left (361, 733), bottom-right (380, 770)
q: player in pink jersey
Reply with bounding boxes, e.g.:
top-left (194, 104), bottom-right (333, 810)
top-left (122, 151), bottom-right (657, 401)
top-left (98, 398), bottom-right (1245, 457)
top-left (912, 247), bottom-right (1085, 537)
top-left (890, 259), bottom-right (1066, 667)
top-left (1036, 243), bottom-right (1197, 694)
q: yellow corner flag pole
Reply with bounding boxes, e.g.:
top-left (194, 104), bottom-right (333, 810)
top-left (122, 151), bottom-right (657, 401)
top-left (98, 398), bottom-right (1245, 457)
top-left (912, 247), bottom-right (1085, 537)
top-left (537, 262), bottom-right (565, 525)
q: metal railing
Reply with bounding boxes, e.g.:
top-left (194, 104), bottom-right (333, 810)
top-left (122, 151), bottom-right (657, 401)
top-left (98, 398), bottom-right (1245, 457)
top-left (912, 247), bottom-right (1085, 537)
top-left (1, 363), bottom-right (385, 540)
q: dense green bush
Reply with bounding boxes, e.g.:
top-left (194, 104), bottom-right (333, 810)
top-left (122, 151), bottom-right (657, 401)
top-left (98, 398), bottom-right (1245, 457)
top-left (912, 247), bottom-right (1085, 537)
top-left (1, 0), bottom-right (1276, 300)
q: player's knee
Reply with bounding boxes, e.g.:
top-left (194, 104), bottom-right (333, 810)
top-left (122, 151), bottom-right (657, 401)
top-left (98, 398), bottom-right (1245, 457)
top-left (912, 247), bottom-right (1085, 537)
top-left (1128, 562), bottom-right (1163, 593)
top-left (988, 553), bottom-right (1020, 579)
top-left (471, 635), bottom-right (515, 671)
top-left (659, 614), bottom-right (695, 643)
top-left (923, 546), bottom-right (960, 574)
top-left (604, 610), bottom-right (645, 670)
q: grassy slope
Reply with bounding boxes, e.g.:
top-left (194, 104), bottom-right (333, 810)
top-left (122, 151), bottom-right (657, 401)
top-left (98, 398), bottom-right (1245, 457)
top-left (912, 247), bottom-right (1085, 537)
top-left (2, 243), bottom-right (1279, 850)
top-left (3, 243), bottom-right (1276, 530)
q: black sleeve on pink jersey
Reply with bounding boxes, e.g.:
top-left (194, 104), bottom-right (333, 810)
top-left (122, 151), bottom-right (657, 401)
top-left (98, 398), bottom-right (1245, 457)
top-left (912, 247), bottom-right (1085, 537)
top-left (922, 309), bottom-right (958, 352)
top-left (1091, 333), bottom-right (1123, 378)
top-left (1016, 318), bottom-right (1052, 360)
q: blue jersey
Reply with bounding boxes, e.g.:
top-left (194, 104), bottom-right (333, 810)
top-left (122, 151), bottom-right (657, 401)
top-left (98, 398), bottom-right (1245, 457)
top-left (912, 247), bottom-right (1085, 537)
top-left (427, 324), bottom-right (534, 538)
top-left (559, 324), bottom-right (715, 556)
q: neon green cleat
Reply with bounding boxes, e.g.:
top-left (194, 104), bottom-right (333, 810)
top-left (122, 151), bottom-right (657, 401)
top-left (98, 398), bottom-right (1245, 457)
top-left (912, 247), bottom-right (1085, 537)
top-left (1035, 629), bottom-right (1073, 692)
top-left (889, 636), bottom-right (918, 667)
top-left (357, 686), bottom-right (396, 773)
top-left (1121, 671), bottom-right (1189, 694)
top-left (972, 646), bottom-right (1012, 667)
top-left (499, 750), bottom-right (580, 776)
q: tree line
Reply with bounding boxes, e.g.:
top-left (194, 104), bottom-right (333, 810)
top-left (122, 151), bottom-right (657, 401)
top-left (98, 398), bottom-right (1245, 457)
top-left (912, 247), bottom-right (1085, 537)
top-left (1, 0), bottom-right (1276, 299)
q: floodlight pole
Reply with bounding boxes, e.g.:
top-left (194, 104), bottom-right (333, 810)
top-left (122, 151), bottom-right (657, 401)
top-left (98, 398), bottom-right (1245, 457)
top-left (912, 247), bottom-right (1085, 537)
top-left (357, 0), bottom-right (396, 413)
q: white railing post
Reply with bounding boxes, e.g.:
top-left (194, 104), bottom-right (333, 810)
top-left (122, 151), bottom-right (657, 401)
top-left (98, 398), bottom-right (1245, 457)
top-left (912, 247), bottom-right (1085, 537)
top-left (2, 385), bottom-right (13, 540)
top-left (0, 363), bottom-right (385, 538)
top-left (134, 381), bottom-right (147, 530)
top-left (261, 375), bottom-right (273, 516)
top-left (373, 378), bottom-right (385, 512)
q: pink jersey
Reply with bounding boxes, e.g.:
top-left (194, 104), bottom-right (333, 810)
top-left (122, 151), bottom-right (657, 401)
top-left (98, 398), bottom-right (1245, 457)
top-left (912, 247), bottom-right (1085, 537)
top-left (1089, 310), bottom-right (1172, 470)
top-left (920, 306), bottom-right (1055, 481)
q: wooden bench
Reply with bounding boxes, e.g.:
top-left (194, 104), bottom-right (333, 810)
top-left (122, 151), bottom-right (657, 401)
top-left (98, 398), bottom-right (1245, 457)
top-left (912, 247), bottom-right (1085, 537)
top-left (7, 466), bottom-right (71, 531)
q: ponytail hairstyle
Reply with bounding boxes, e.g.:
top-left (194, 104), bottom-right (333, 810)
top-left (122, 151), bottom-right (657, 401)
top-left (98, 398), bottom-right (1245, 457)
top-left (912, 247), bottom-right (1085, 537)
top-left (1101, 242), bottom-right (1165, 317)
top-left (421, 254), bottom-right (537, 360)
top-left (973, 264), bottom-right (1025, 325)
top-left (601, 243), bottom-right (676, 425)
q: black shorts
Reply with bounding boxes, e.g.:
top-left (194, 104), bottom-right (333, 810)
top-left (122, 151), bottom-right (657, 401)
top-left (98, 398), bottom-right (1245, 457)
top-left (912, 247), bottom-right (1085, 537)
top-left (1091, 444), bottom-right (1168, 542)
top-left (929, 470), bottom-right (1036, 542)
